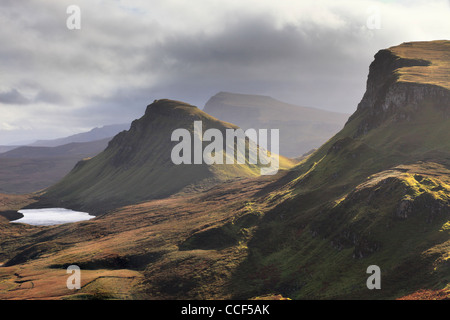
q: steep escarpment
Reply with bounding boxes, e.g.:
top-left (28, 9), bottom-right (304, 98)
top-left (231, 40), bottom-right (450, 299)
top-left (348, 41), bottom-right (450, 137)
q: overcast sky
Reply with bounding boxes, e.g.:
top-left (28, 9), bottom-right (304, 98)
top-left (0, 0), bottom-right (449, 144)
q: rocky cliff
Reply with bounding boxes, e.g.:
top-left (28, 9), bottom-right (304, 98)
top-left (231, 40), bottom-right (450, 299)
top-left (348, 41), bottom-right (450, 137)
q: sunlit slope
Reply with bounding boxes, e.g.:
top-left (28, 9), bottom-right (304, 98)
top-left (229, 40), bottom-right (450, 299)
top-left (40, 99), bottom-right (294, 214)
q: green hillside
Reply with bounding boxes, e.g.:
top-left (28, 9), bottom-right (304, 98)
top-left (228, 40), bottom-right (450, 299)
top-left (39, 99), bottom-right (295, 214)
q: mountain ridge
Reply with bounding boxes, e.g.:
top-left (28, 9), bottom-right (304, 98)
top-left (0, 138), bottom-right (110, 159)
top-left (203, 92), bottom-right (350, 157)
top-left (348, 40), bottom-right (450, 137)
top-left (38, 99), bottom-right (295, 214)
top-left (228, 40), bottom-right (450, 299)
top-left (29, 123), bottom-right (130, 148)
top-left (0, 138), bottom-right (112, 194)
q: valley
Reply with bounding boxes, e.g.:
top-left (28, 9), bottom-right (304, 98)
top-left (0, 40), bottom-right (449, 301)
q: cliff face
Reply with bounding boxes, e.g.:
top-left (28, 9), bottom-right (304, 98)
top-left (348, 41), bottom-right (450, 137)
top-left (231, 41), bottom-right (450, 300)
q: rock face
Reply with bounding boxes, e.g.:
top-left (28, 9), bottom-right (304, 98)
top-left (347, 41), bottom-right (450, 137)
top-left (355, 49), bottom-right (430, 111)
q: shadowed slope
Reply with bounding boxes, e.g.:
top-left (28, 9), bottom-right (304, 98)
top-left (228, 40), bottom-right (450, 299)
top-left (203, 92), bottom-right (349, 157)
top-left (38, 99), bottom-right (295, 214)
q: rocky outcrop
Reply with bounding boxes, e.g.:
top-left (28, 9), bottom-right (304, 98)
top-left (347, 48), bottom-right (450, 137)
top-left (312, 164), bottom-right (450, 259)
top-left (355, 49), bottom-right (430, 112)
top-left (396, 192), bottom-right (450, 222)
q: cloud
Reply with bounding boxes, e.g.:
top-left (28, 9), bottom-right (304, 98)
top-left (0, 0), bottom-right (449, 144)
top-left (0, 89), bottom-right (30, 105)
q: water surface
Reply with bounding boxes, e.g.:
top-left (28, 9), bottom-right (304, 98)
top-left (11, 208), bottom-right (95, 226)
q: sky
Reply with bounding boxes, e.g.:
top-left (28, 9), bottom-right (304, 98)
top-left (0, 0), bottom-right (449, 144)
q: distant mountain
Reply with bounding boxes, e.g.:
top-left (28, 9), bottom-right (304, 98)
top-left (203, 92), bottom-right (350, 157)
top-left (39, 99), bottom-right (295, 213)
top-left (0, 146), bottom-right (19, 154)
top-left (0, 139), bottom-right (110, 194)
top-left (29, 123), bottom-right (130, 147)
top-left (0, 138), bottom-right (110, 159)
top-left (0, 124), bottom-right (129, 194)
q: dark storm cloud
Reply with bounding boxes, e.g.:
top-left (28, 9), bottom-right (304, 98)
top-left (0, 89), bottom-right (30, 105)
top-left (132, 15), bottom-right (372, 110)
top-left (0, 0), bottom-right (449, 144)
top-left (0, 87), bottom-right (65, 105)
top-left (76, 86), bottom-right (152, 126)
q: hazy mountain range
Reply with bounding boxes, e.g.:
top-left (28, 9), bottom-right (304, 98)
top-left (0, 125), bottom-right (129, 194)
top-left (204, 92), bottom-right (350, 157)
top-left (0, 94), bottom-right (347, 194)
top-left (28, 124), bottom-right (130, 148)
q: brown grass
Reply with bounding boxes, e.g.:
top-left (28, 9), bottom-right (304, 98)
top-left (397, 288), bottom-right (450, 300)
top-left (390, 40), bottom-right (450, 90)
top-left (0, 173), bottom-right (288, 299)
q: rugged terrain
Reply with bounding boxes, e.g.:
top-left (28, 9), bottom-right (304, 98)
top-left (229, 40), bottom-right (450, 299)
top-left (0, 40), bottom-right (449, 300)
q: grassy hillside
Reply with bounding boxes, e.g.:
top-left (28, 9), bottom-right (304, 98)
top-left (39, 99), bottom-right (295, 214)
top-left (228, 40), bottom-right (450, 299)
top-left (0, 175), bottom-right (283, 299)
top-left (390, 40), bottom-right (450, 90)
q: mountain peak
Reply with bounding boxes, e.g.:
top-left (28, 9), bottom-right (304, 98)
top-left (40, 99), bottom-right (292, 213)
top-left (146, 98), bottom-right (198, 111)
top-left (143, 99), bottom-right (203, 119)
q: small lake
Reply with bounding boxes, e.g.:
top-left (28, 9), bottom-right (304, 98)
top-left (11, 208), bottom-right (95, 226)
